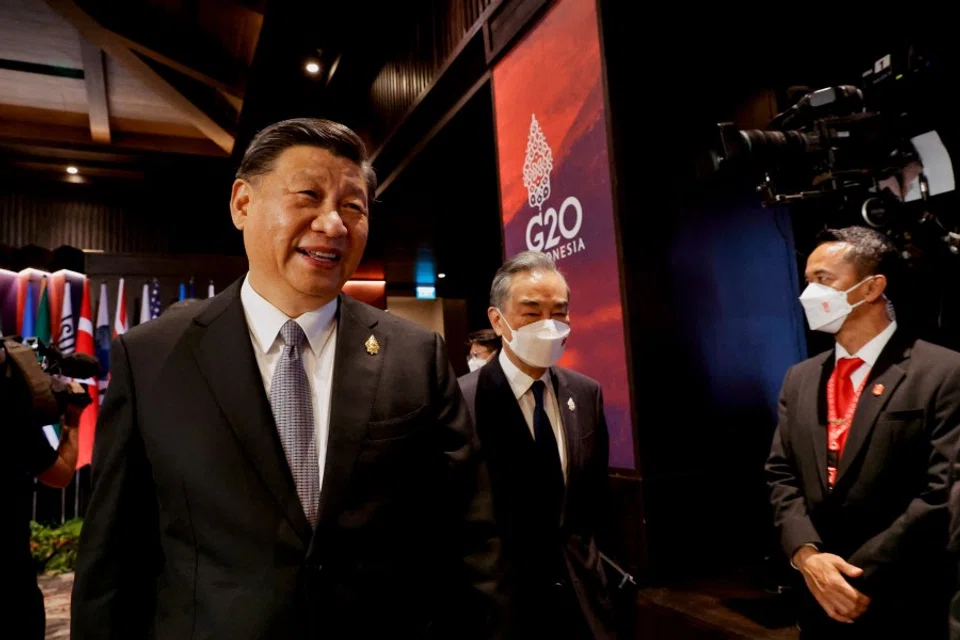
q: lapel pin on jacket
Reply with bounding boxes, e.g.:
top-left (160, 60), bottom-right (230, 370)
top-left (872, 383), bottom-right (884, 396)
top-left (365, 335), bottom-right (380, 355)
top-left (567, 397), bottom-right (576, 411)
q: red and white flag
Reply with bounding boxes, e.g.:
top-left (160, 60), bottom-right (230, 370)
top-left (75, 278), bottom-right (98, 469)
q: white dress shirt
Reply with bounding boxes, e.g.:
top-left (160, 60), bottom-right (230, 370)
top-left (240, 276), bottom-right (338, 492)
top-left (835, 320), bottom-right (898, 389)
top-left (498, 349), bottom-right (567, 482)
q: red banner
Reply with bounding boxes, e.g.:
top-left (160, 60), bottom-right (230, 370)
top-left (493, 0), bottom-right (635, 469)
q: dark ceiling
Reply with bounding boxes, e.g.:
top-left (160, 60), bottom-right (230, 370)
top-left (3, 1), bottom-right (955, 304)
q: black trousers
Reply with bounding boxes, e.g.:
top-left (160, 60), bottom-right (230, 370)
top-left (12, 573), bottom-right (46, 640)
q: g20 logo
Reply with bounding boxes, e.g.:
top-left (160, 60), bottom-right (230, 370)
top-left (525, 196), bottom-right (583, 252)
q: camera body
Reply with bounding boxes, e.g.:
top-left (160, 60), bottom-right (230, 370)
top-left (707, 43), bottom-right (957, 254)
top-left (1, 337), bottom-right (98, 429)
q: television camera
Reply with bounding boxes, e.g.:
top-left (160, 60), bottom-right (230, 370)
top-left (706, 43), bottom-right (959, 258)
top-left (0, 336), bottom-right (100, 429)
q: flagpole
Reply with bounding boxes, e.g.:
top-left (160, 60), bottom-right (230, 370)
top-left (74, 470), bottom-right (80, 517)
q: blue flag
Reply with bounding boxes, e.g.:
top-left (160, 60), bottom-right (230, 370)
top-left (95, 283), bottom-right (111, 403)
top-left (22, 280), bottom-right (36, 338)
top-left (178, 282), bottom-right (186, 301)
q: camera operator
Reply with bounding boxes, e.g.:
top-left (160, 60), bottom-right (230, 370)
top-left (1, 342), bottom-right (85, 640)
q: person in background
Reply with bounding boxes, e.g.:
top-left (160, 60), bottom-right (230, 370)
top-left (459, 251), bottom-right (615, 639)
top-left (467, 329), bottom-right (501, 372)
top-left (766, 226), bottom-right (960, 639)
top-left (1, 337), bottom-right (82, 640)
top-left (72, 118), bottom-right (502, 639)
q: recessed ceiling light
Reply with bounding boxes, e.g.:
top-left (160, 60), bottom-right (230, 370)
top-left (437, 273), bottom-right (446, 279)
top-left (305, 61), bottom-right (320, 74)
top-left (66, 166), bottom-right (78, 174)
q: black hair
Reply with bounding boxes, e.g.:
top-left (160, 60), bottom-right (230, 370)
top-left (816, 226), bottom-right (903, 302)
top-left (467, 329), bottom-right (501, 351)
top-left (236, 118), bottom-right (377, 203)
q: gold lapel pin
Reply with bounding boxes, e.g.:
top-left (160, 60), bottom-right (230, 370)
top-left (365, 335), bottom-right (380, 355)
top-left (872, 383), bottom-right (884, 397)
top-left (567, 397), bottom-right (576, 411)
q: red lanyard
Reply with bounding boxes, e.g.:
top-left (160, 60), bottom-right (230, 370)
top-left (825, 366), bottom-right (869, 487)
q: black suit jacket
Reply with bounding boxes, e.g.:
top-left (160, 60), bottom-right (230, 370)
top-left (71, 280), bottom-right (501, 639)
top-left (458, 357), bottom-right (615, 639)
top-left (766, 331), bottom-right (960, 637)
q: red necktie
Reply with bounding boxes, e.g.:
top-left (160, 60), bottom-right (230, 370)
top-left (827, 356), bottom-right (865, 487)
top-left (834, 357), bottom-right (864, 422)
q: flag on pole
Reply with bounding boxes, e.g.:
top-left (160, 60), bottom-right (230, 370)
top-left (76, 279), bottom-right (98, 469)
top-left (178, 282), bottom-right (186, 301)
top-left (22, 280), bottom-right (36, 338)
top-left (34, 279), bottom-right (59, 445)
top-left (35, 278), bottom-right (51, 344)
top-left (208, 280), bottom-right (215, 298)
top-left (58, 281), bottom-right (75, 354)
top-left (114, 278), bottom-right (128, 337)
top-left (188, 277), bottom-right (196, 298)
top-left (150, 278), bottom-right (161, 318)
top-left (139, 282), bottom-right (151, 324)
top-left (95, 283), bottom-right (111, 407)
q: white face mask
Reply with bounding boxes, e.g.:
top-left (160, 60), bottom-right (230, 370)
top-left (497, 310), bottom-right (570, 368)
top-left (467, 356), bottom-right (488, 372)
top-left (799, 276), bottom-right (876, 334)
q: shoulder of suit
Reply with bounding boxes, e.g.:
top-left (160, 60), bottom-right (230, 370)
top-left (553, 365), bottom-right (600, 392)
top-left (786, 349), bottom-right (833, 378)
top-left (457, 367), bottom-right (480, 390)
top-left (911, 339), bottom-right (960, 370)
top-left (342, 295), bottom-right (437, 345)
top-left (122, 296), bottom-right (212, 350)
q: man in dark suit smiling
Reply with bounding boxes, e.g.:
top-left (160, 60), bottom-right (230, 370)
top-left (72, 118), bottom-right (501, 639)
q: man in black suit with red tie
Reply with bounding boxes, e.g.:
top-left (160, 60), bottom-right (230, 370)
top-left (766, 226), bottom-right (960, 639)
top-left (71, 118), bottom-right (501, 639)
top-left (459, 251), bottom-right (615, 639)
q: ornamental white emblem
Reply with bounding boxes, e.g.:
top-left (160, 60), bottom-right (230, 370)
top-left (522, 114), bottom-right (553, 210)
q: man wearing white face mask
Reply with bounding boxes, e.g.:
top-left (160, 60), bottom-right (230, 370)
top-left (458, 251), bottom-right (616, 639)
top-left (766, 226), bottom-right (960, 639)
top-left (466, 329), bottom-right (501, 373)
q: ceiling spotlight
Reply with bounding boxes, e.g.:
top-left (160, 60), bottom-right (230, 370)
top-left (437, 273), bottom-right (446, 279)
top-left (66, 166), bottom-right (78, 175)
top-left (305, 61), bottom-right (320, 75)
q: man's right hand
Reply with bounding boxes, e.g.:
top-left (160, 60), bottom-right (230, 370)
top-left (793, 547), bottom-right (871, 623)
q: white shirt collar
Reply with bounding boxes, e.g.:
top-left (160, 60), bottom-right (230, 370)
top-left (240, 275), bottom-right (338, 354)
top-left (835, 320), bottom-right (898, 367)
top-left (499, 348), bottom-right (551, 400)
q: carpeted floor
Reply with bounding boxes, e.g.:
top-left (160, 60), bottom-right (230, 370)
top-left (38, 573), bottom-right (72, 639)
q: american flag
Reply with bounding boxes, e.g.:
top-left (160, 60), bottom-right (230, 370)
top-left (150, 278), bottom-right (162, 319)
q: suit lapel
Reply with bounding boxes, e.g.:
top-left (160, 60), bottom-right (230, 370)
top-left (192, 280), bottom-right (312, 542)
top-left (315, 295), bottom-right (384, 532)
top-left (476, 358), bottom-right (535, 452)
top-left (835, 336), bottom-right (910, 486)
top-left (803, 353), bottom-right (833, 493)
top-left (551, 367), bottom-right (581, 482)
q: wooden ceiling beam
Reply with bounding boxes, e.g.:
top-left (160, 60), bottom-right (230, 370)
top-left (78, 0), bottom-right (247, 99)
top-left (0, 118), bottom-right (227, 157)
top-left (78, 38), bottom-right (110, 143)
top-left (43, 0), bottom-right (236, 154)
